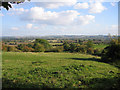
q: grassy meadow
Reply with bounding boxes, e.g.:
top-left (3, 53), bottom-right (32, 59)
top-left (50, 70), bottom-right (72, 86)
top-left (2, 52), bottom-right (120, 89)
top-left (93, 44), bottom-right (108, 49)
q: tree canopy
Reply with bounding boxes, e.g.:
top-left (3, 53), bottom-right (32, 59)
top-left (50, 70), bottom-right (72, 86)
top-left (0, 0), bottom-right (29, 10)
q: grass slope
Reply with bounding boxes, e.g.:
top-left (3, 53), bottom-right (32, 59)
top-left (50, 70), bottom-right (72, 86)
top-left (2, 52), bottom-right (120, 89)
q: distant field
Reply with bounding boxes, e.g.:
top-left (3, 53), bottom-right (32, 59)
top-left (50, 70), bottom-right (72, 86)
top-left (49, 43), bottom-right (63, 45)
top-left (2, 52), bottom-right (120, 88)
top-left (93, 44), bottom-right (108, 49)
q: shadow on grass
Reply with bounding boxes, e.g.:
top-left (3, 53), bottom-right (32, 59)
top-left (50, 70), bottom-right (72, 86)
top-left (2, 78), bottom-right (51, 90)
top-left (69, 57), bottom-right (120, 69)
top-left (2, 76), bottom-right (120, 89)
top-left (87, 77), bottom-right (120, 89)
top-left (69, 57), bottom-right (100, 62)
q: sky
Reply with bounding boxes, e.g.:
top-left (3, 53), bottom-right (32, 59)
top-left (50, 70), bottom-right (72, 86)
top-left (0, 1), bottom-right (118, 36)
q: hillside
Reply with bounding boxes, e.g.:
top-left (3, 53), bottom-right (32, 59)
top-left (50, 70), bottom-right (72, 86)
top-left (2, 52), bottom-right (120, 89)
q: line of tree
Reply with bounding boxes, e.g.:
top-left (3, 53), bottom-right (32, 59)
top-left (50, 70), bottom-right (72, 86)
top-left (2, 39), bottom-right (101, 54)
top-left (63, 40), bottom-right (101, 55)
top-left (2, 39), bottom-right (51, 52)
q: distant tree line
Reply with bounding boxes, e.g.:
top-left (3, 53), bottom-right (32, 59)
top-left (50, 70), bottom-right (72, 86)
top-left (62, 40), bottom-right (101, 55)
top-left (2, 39), bottom-right (102, 56)
top-left (2, 39), bottom-right (51, 52)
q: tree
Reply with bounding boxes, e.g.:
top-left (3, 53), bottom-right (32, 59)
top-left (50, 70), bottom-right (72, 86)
top-left (34, 43), bottom-right (45, 52)
top-left (78, 39), bottom-right (83, 45)
top-left (101, 38), bottom-right (120, 62)
top-left (27, 43), bottom-right (34, 48)
top-left (86, 40), bottom-right (93, 49)
top-left (70, 43), bottom-right (76, 52)
top-left (7, 46), bottom-right (17, 52)
top-left (34, 39), bottom-right (51, 49)
top-left (17, 44), bottom-right (25, 51)
top-left (94, 49), bottom-right (101, 56)
top-left (0, 0), bottom-right (29, 10)
top-left (63, 42), bottom-right (70, 51)
top-left (2, 45), bottom-right (7, 51)
top-left (87, 48), bottom-right (94, 54)
top-left (76, 45), bottom-right (86, 53)
top-left (22, 46), bottom-right (34, 52)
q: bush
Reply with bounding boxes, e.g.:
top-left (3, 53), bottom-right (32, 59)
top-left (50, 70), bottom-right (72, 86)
top-left (2, 45), bottom-right (7, 51)
top-left (87, 48), bottom-right (94, 54)
top-left (57, 46), bottom-right (64, 52)
top-left (93, 49), bottom-right (102, 56)
top-left (17, 44), bottom-right (25, 51)
top-left (63, 42), bottom-right (70, 51)
top-left (70, 43), bottom-right (76, 52)
top-left (101, 38), bottom-right (120, 63)
top-left (7, 46), bottom-right (18, 52)
top-left (76, 45), bottom-right (86, 53)
top-left (27, 43), bottom-right (34, 48)
top-left (22, 46), bottom-right (34, 52)
top-left (34, 43), bottom-right (45, 52)
top-left (86, 40), bottom-right (93, 49)
top-left (35, 39), bottom-right (51, 49)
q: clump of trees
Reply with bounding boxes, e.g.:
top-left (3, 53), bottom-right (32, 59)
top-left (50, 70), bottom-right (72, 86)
top-left (101, 38), bottom-right (120, 63)
top-left (2, 45), bottom-right (19, 52)
top-left (62, 40), bottom-right (96, 54)
top-left (2, 39), bottom-right (51, 52)
top-left (33, 43), bottom-right (45, 52)
top-left (34, 39), bottom-right (51, 50)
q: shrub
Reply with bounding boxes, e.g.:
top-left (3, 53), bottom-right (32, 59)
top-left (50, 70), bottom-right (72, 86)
top-left (27, 43), bottom-right (34, 48)
top-left (22, 46), bottom-right (34, 52)
top-left (93, 49), bottom-right (102, 56)
top-left (34, 43), bottom-right (45, 52)
top-left (87, 48), bottom-right (94, 54)
top-left (70, 43), bottom-right (76, 52)
top-left (86, 40), bottom-right (93, 49)
top-left (76, 45), bottom-right (86, 53)
top-left (101, 38), bottom-right (120, 63)
top-left (7, 46), bottom-right (18, 52)
top-left (17, 44), bottom-right (25, 51)
top-left (57, 46), bottom-right (64, 52)
top-left (63, 42), bottom-right (70, 51)
top-left (35, 39), bottom-right (51, 49)
top-left (2, 45), bottom-right (7, 51)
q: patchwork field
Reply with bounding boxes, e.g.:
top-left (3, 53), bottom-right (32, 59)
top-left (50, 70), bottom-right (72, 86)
top-left (2, 52), bottom-right (120, 89)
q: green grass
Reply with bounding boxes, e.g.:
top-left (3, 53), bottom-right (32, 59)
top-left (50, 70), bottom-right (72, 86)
top-left (49, 43), bottom-right (63, 45)
top-left (2, 52), bottom-right (120, 89)
top-left (93, 44), bottom-right (108, 49)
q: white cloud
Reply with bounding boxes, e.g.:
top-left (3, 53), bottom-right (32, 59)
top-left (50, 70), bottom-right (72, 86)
top-left (74, 3), bottom-right (89, 9)
top-left (89, 2), bottom-right (107, 13)
top-left (26, 24), bottom-right (33, 29)
top-left (8, 8), bottom-right (28, 15)
top-left (11, 27), bottom-right (19, 30)
top-left (77, 15), bottom-right (95, 25)
top-left (35, 0), bottom-right (77, 9)
top-left (21, 7), bottom-right (95, 26)
top-left (110, 2), bottom-right (116, 7)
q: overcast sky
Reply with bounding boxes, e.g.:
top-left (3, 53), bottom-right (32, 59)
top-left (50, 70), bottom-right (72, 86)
top-left (1, 1), bottom-right (118, 36)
